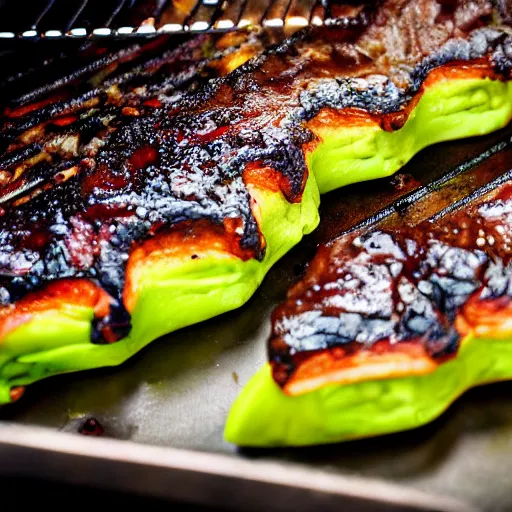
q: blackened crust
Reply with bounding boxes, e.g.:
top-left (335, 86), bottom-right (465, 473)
top-left (269, 182), bottom-right (512, 387)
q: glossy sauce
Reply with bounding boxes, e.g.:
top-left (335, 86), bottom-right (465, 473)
top-left (270, 181), bottom-right (512, 389)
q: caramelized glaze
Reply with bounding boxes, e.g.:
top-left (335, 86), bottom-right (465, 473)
top-left (270, 180), bottom-right (512, 391)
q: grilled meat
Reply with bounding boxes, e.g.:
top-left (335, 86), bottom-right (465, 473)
top-left (224, 144), bottom-right (512, 448)
top-left (0, 30), bottom-right (269, 342)
top-left (1, 0), bottom-right (510, 339)
top-left (270, 163), bottom-right (512, 393)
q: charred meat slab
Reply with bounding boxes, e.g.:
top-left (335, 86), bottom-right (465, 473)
top-left (225, 150), bottom-right (512, 447)
top-left (0, 0), bottom-right (511, 403)
top-left (272, 181), bottom-right (512, 393)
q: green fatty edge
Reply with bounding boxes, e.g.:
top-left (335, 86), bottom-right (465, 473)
top-left (224, 333), bottom-right (512, 447)
top-left (0, 169), bottom-right (320, 403)
top-left (0, 77), bottom-right (511, 406)
top-left (310, 77), bottom-right (512, 194)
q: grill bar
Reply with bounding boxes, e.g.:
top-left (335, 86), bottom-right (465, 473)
top-left (286, 0), bottom-right (319, 29)
top-left (0, 0), bottom-right (352, 39)
top-left (236, 0), bottom-right (273, 29)
top-left (340, 134), bottom-right (512, 237)
top-left (185, 0), bottom-right (224, 31)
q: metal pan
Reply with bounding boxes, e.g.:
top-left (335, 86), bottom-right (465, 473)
top-left (0, 423), bottom-right (472, 512)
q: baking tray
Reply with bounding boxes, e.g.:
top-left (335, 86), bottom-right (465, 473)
top-left (1, 33), bottom-right (512, 512)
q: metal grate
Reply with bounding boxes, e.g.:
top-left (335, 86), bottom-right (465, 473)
top-left (0, 0), bottom-right (348, 40)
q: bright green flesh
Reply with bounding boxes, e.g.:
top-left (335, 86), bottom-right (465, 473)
top-left (224, 334), bottom-right (512, 447)
top-left (310, 77), bottom-right (512, 194)
top-left (1, 76), bottom-right (511, 405)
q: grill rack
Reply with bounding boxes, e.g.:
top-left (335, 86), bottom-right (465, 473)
top-left (0, 0), bottom-right (349, 40)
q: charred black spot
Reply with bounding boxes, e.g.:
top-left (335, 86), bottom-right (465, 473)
top-left (78, 417), bottom-right (104, 436)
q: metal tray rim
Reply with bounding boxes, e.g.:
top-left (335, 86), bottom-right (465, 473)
top-left (0, 422), bottom-right (474, 512)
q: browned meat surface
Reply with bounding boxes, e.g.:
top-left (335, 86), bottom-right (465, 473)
top-left (269, 168), bottom-right (512, 394)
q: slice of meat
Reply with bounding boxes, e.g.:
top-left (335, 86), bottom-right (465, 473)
top-left (269, 177), bottom-right (512, 394)
top-left (0, 30), bottom-right (268, 342)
